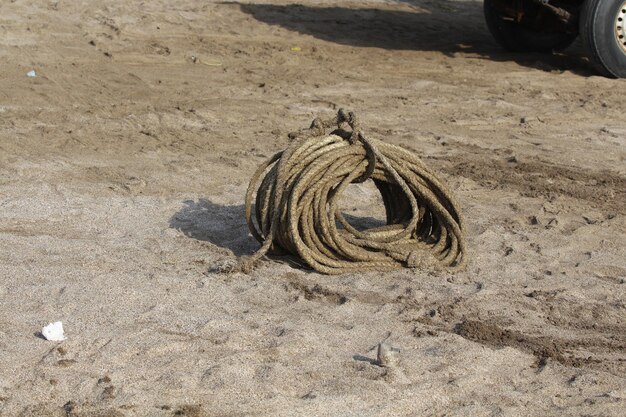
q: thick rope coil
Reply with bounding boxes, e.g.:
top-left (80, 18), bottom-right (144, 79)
top-left (238, 109), bottom-right (466, 275)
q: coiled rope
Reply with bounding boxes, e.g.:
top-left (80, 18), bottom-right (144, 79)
top-left (240, 109), bottom-right (466, 274)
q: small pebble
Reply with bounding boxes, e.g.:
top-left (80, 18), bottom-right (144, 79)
top-left (377, 342), bottom-right (400, 367)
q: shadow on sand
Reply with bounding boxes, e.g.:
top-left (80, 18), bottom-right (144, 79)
top-left (236, 0), bottom-right (593, 76)
top-left (169, 199), bottom-right (257, 256)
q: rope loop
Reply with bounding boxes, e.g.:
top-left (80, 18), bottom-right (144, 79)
top-left (237, 110), bottom-right (466, 275)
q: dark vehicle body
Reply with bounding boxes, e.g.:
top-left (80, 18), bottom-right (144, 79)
top-left (484, 0), bottom-right (626, 77)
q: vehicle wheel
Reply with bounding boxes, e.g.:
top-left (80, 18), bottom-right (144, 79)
top-left (484, 0), bottom-right (578, 53)
top-left (580, 0), bottom-right (626, 77)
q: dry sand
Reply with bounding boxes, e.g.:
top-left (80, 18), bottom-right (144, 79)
top-left (1, 0), bottom-right (625, 415)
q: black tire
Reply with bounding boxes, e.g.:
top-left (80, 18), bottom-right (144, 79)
top-left (580, 0), bottom-right (626, 77)
top-left (484, 0), bottom-right (578, 53)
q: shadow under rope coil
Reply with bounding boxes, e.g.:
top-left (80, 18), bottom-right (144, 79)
top-left (239, 109), bottom-right (466, 275)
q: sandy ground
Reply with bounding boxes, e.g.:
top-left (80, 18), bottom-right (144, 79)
top-left (1, 0), bottom-right (625, 415)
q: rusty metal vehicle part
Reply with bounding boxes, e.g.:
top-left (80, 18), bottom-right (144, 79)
top-left (484, 0), bottom-right (626, 77)
top-left (484, 0), bottom-right (579, 52)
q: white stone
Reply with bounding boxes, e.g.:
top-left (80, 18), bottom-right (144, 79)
top-left (42, 321), bottom-right (66, 341)
top-left (26, 70), bottom-right (37, 77)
